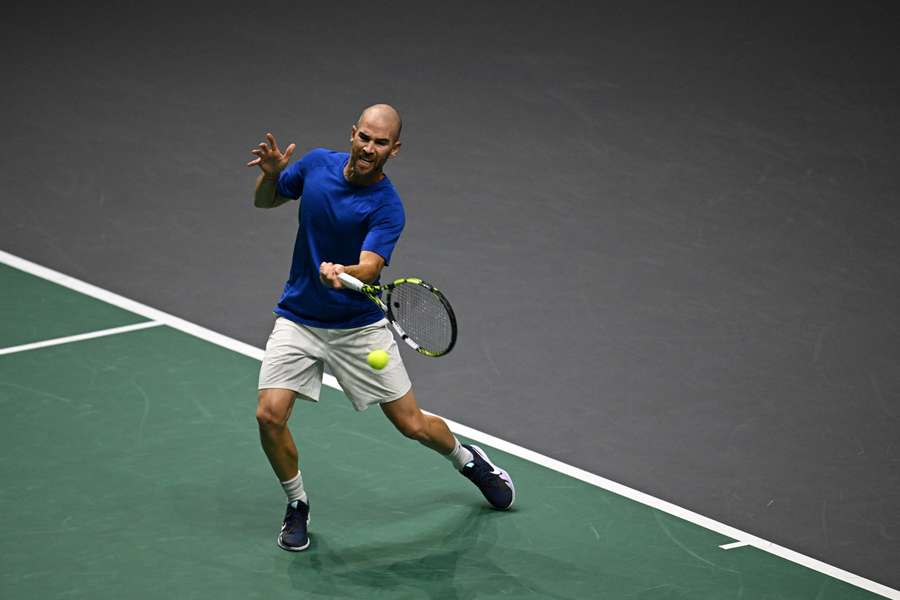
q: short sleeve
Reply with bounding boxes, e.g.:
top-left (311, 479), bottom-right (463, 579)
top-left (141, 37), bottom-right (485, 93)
top-left (276, 157), bottom-right (305, 199)
top-left (362, 198), bottom-right (405, 266)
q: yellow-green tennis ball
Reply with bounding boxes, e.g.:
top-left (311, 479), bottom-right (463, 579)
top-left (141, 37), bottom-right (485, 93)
top-left (367, 349), bottom-right (390, 370)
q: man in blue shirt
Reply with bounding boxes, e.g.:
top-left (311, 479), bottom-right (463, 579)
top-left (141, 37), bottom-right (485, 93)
top-left (248, 104), bottom-right (516, 552)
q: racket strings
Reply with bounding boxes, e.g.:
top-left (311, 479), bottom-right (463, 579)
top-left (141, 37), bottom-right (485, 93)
top-left (388, 283), bottom-right (455, 354)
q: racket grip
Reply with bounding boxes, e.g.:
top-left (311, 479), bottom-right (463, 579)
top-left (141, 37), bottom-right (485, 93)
top-left (337, 272), bottom-right (365, 292)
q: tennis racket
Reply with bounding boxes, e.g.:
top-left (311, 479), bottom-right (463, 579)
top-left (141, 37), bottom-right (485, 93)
top-left (338, 272), bottom-right (457, 357)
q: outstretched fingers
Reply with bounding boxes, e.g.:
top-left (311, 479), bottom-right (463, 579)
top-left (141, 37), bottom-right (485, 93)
top-left (247, 142), bottom-right (266, 167)
top-left (248, 132), bottom-right (295, 171)
top-left (266, 132), bottom-right (280, 154)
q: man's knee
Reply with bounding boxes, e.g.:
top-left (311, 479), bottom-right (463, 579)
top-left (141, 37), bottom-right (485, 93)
top-left (256, 406), bottom-right (286, 429)
top-left (256, 389), bottom-right (295, 429)
top-left (394, 413), bottom-right (429, 442)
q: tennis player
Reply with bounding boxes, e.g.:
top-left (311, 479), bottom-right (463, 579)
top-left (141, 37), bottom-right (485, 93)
top-left (247, 104), bottom-right (515, 552)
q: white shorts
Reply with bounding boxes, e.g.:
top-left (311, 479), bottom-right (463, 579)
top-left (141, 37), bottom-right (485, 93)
top-left (258, 316), bottom-right (412, 411)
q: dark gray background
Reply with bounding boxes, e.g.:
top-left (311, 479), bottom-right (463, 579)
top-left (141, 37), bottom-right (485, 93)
top-left (2, 0), bottom-right (898, 590)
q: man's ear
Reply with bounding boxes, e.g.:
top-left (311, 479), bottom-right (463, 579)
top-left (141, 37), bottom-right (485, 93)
top-left (389, 141), bottom-right (402, 158)
top-left (350, 125), bottom-right (358, 143)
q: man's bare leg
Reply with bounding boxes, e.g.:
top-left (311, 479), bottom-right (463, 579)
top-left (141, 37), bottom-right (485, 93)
top-left (256, 388), bottom-right (300, 481)
top-left (379, 387), bottom-right (455, 454)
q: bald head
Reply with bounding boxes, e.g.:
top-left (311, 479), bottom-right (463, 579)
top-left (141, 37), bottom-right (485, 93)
top-left (357, 104), bottom-right (402, 141)
top-left (345, 104), bottom-right (403, 185)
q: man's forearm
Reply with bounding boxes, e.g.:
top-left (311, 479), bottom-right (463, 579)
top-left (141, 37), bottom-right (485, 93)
top-left (343, 261), bottom-right (382, 284)
top-left (254, 172), bottom-right (288, 208)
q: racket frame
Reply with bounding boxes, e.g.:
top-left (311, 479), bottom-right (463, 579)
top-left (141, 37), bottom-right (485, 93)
top-left (337, 272), bottom-right (457, 357)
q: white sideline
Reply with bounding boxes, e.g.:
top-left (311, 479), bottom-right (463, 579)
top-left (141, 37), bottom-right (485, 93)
top-left (0, 249), bottom-right (897, 600)
top-left (0, 321), bottom-right (163, 356)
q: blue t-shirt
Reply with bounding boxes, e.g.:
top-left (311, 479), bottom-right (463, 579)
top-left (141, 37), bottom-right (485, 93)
top-left (272, 148), bottom-right (405, 329)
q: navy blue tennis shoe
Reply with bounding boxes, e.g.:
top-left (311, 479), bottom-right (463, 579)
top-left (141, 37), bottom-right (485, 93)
top-left (460, 444), bottom-right (515, 510)
top-left (277, 499), bottom-right (310, 551)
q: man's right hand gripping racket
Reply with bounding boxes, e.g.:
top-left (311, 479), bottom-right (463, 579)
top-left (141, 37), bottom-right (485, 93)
top-left (338, 273), bottom-right (457, 357)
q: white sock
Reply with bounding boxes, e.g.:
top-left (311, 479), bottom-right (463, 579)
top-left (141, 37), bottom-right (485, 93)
top-left (446, 438), bottom-right (474, 471)
top-left (280, 471), bottom-right (308, 505)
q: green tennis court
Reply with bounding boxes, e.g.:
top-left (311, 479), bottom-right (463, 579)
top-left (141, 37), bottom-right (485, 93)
top-left (0, 259), bottom-right (893, 599)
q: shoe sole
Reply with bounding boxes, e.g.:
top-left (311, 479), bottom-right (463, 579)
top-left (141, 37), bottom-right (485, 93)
top-left (276, 516), bottom-right (311, 552)
top-left (469, 444), bottom-right (516, 510)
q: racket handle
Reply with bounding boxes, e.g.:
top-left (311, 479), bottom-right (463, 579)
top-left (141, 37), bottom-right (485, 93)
top-left (337, 272), bottom-right (365, 292)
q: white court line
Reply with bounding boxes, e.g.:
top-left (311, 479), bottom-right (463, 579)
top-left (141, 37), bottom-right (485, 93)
top-left (720, 541), bottom-right (752, 550)
top-left (0, 321), bottom-right (164, 356)
top-left (0, 249), bottom-right (897, 600)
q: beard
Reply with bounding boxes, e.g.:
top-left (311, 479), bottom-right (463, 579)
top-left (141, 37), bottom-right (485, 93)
top-left (347, 149), bottom-right (382, 183)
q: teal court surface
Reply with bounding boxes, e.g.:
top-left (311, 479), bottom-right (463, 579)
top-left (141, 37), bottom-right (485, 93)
top-left (1, 251), bottom-right (897, 600)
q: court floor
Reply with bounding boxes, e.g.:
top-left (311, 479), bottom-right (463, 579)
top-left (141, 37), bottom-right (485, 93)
top-left (1, 254), bottom-right (896, 600)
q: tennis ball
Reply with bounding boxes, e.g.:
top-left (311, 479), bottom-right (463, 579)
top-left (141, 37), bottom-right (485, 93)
top-left (367, 349), bottom-right (390, 370)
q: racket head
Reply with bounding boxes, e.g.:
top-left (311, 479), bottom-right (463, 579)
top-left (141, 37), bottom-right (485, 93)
top-left (384, 278), bottom-right (457, 357)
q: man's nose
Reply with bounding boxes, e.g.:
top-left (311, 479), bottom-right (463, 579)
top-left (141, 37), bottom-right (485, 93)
top-left (363, 142), bottom-right (375, 154)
